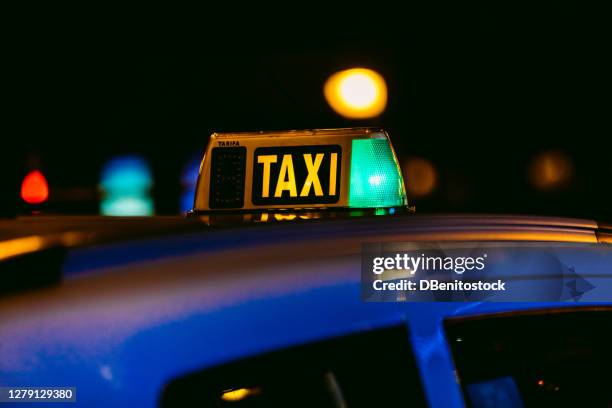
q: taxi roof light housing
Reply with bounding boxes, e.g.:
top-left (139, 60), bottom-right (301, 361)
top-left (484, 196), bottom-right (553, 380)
top-left (349, 138), bottom-right (406, 208)
top-left (192, 128), bottom-right (407, 214)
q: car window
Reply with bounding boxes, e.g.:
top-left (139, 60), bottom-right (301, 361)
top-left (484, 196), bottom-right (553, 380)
top-left (445, 308), bottom-right (612, 407)
top-left (161, 325), bottom-right (426, 407)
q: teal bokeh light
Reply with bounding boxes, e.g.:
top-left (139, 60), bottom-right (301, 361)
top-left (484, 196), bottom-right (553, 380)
top-left (100, 156), bottom-right (152, 194)
top-left (100, 196), bottom-right (154, 216)
top-left (100, 156), bottom-right (154, 216)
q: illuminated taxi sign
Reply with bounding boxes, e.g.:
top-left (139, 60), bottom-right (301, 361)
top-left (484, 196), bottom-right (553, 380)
top-left (252, 145), bottom-right (341, 206)
top-left (193, 128), bottom-right (407, 212)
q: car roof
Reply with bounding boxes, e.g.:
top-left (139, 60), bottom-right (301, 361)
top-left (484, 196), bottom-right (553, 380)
top-left (0, 213), bottom-right (602, 246)
top-left (1, 213), bottom-right (610, 407)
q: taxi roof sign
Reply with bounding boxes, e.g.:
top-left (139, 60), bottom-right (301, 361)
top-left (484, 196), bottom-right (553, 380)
top-left (193, 128), bottom-right (407, 212)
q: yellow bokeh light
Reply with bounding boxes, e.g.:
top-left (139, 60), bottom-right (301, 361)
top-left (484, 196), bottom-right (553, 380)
top-left (220, 387), bottom-right (259, 402)
top-left (0, 236), bottom-right (44, 261)
top-left (324, 68), bottom-right (387, 119)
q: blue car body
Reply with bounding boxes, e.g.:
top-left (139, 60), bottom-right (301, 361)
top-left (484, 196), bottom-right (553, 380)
top-left (0, 214), bottom-right (610, 407)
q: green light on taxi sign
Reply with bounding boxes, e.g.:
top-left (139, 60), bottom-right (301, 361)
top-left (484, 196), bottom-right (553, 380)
top-left (348, 138), bottom-right (406, 208)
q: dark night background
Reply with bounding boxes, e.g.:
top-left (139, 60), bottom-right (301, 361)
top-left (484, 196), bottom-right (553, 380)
top-left (4, 6), bottom-right (611, 220)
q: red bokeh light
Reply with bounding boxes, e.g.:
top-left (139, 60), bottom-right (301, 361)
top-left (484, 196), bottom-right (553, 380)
top-left (20, 170), bottom-right (49, 204)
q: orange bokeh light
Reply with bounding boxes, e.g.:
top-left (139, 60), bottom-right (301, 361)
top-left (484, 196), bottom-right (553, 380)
top-left (20, 170), bottom-right (49, 204)
top-left (529, 150), bottom-right (573, 190)
top-left (402, 157), bottom-right (438, 198)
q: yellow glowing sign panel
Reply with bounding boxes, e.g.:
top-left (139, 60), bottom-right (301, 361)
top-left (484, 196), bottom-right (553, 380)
top-left (252, 145), bottom-right (341, 205)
